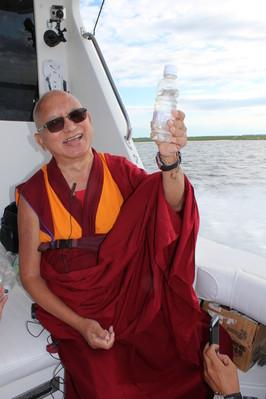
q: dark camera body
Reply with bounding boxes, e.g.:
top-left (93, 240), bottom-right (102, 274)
top-left (209, 315), bottom-right (220, 345)
top-left (0, 201), bottom-right (18, 253)
top-left (44, 6), bottom-right (67, 47)
top-left (50, 5), bottom-right (66, 21)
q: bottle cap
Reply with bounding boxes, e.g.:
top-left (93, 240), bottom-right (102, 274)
top-left (163, 64), bottom-right (177, 77)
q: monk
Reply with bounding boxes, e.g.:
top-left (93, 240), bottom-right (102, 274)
top-left (17, 90), bottom-right (230, 398)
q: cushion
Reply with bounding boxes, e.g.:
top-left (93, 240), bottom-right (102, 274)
top-left (195, 237), bottom-right (266, 325)
top-left (0, 283), bottom-right (59, 387)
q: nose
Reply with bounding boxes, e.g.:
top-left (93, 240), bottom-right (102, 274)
top-left (63, 115), bottom-right (76, 132)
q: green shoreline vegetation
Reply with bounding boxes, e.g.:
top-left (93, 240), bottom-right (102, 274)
top-left (133, 134), bottom-right (266, 142)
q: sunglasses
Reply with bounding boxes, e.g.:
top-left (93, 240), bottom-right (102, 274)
top-left (37, 107), bottom-right (88, 133)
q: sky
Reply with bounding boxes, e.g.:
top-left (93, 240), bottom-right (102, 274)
top-left (80, 0), bottom-right (266, 137)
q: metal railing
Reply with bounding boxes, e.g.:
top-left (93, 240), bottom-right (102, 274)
top-left (82, 31), bottom-right (132, 141)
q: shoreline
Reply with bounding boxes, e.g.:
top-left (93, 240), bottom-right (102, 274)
top-left (133, 134), bottom-right (266, 142)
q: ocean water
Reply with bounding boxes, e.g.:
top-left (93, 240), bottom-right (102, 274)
top-left (135, 140), bottom-right (266, 259)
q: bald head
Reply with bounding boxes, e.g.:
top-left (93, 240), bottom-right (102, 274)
top-left (33, 90), bottom-right (81, 128)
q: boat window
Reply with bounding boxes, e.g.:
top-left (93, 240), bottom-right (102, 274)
top-left (0, 1), bottom-right (38, 121)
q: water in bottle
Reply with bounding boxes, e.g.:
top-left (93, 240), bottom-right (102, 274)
top-left (151, 64), bottom-right (179, 142)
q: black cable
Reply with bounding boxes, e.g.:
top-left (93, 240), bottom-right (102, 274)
top-left (68, 182), bottom-right (76, 240)
top-left (52, 363), bottom-right (65, 397)
top-left (46, 334), bottom-right (60, 360)
top-left (25, 320), bottom-right (45, 337)
top-left (93, 0), bottom-right (106, 36)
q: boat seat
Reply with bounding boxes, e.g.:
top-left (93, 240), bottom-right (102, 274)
top-left (0, 282), bottom-right (60, 391)
top-left (195, 237), bottom-right (266, 325)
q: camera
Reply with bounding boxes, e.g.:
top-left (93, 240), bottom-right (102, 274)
top-left (50, 5), bottom-right (66, 21)
top-left (44, 5), bottom-right (67, 47)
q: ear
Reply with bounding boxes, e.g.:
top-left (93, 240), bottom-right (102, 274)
top-left (34, 133), bottom-right (47, 151)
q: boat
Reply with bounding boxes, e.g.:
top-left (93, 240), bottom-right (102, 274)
top-left (0, 1), bottom-right (265, 398)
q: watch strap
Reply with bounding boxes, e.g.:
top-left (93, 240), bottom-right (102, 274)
top-left (224, 393), bottom-right (242, 399)
top-left (156, 151), bottom-right (181, 171)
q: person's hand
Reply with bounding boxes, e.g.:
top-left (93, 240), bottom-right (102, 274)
top-left (203, 343), bottom-right (240, 395)
top-left (77, 318), bottom-right (115, 350)
top-left (0, 287), bottom-right (8, 318)
top-left (156, 110), bottom-right (187, 158)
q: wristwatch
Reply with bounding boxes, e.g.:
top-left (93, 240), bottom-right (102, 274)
top-left (224, 393), bottom-right (242, 399)
top-left (156, 151), bottom-right (181, 172)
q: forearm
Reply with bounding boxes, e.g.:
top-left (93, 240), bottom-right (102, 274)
top-left (21, 274), bottom-right (84, 333)
top-left (155, 110), bottom-right (187, 211)
top-left (18, 196), bottom-right (85, 334)
top-left (161, 153), bottom-right (185, 212)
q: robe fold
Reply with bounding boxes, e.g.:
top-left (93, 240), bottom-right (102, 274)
top-left (17, 152), bottom-right (231, 399)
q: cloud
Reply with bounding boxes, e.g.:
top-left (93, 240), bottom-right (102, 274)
top-left (89, 1), bottom-right (265, 93)
top-left (183, 96), bottom-right (266, 110)
top-left (80, 0), bottom-right (266, 135)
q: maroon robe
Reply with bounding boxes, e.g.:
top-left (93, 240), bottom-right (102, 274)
top-left (18, 152), bottom-right (231, 399)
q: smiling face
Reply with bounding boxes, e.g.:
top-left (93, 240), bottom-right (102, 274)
top-left (34, 91), bottom-right (93, 163)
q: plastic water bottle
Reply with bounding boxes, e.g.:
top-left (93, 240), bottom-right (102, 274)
top-left (151, 64), bottom-right (179, 142)
top-left (0, 256), bottom-right (16, 293)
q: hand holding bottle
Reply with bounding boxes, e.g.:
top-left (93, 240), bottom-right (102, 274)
top-left (155, 110), bottom-right (187, 163)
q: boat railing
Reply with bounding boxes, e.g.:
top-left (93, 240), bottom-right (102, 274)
top-left (82, 31), bottom-right (132, 141)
